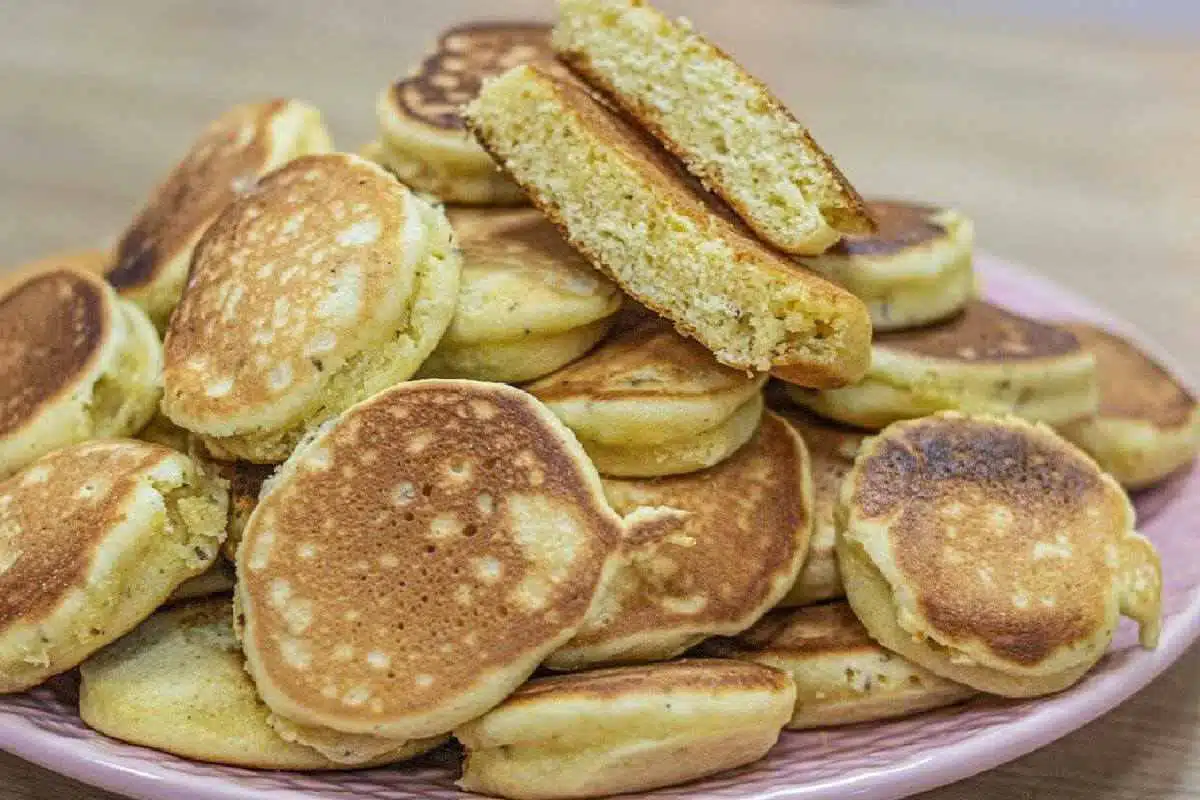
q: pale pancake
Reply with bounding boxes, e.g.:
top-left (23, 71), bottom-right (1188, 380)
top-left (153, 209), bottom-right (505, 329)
top-left (418, 319), bottom-right (613, 384)
top-left (838, 413), bottom-right (1162, 697)
top-left (162, 153), bottom-right (460, 463)
top-left (547, 412), bottom-right (811, 669)
top-left (237, 380), bottom-right (622, 739)
top-left (456, 659), bottom-right (795, 800)
top-left (0, 440), bottom-right (227, 693)
top-left (700, 604), bottom-right (975, 729)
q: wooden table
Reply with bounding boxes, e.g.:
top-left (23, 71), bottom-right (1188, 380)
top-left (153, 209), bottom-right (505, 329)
top-left (0, 1), bottom-right (1196, 798)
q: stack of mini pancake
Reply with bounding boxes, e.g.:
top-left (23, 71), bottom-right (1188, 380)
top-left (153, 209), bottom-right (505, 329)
top-left (0, 1), bottom-right (1186, 798)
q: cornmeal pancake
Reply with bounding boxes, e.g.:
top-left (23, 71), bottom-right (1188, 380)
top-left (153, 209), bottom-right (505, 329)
top-left (1060, 323), bottom-right (1200, 489)
top-left (0, 440), bottom-right (227, 693)
top-left (547, 412), bottom-right (811, 669)
top-left (107, 100), bottom-right (332, 330)
top-left (553, 0), bottom-right (872, 255)
top-left (80, 599), bottom-right (442, 769)
top-left (798, 200), bottom-right (975, 331)
top-left (373, 22), bottom-right (567, 205)
top-left (787, 300), bottom-right (1097, 429)
top-left (162, 153), bottom-right (461, 463)
top-left (456, 659), bottom-right (796, 800)
top-left (465, 65), bottom-right (872, 387)
top-left (838, 413), bottom-right (1162, 697)
top-left (166, 556), bottom-right (236, 603)
top-left (0, 268), bottom-right (162, 478)
top-left (700, 604), bottom-right (975, 729)
top-left (237, 380), bottom-right (622, 739)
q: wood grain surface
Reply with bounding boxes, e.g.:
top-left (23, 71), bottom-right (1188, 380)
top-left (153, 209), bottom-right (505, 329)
top-left (0, 1), bottom-right (1196, 798)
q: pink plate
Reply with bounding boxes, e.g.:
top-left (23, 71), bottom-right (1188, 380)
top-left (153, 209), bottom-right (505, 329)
top-left (1, 253), bottom-right (1197, 800)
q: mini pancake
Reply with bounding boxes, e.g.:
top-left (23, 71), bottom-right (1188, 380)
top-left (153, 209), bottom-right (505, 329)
top-left (1060, 322), bottom-right (1200, 490)
top-left (774, 406), bottom-right (866, 606)
top-left (0, 268), bottom-right (162, 478)
top-left (455, 659), bottom-right (796, 800)
top-left (786, 300), bottom-right (1097, 429)
top-left (0, 440), bottom-right (227, 693)
top-left (166, 556), bottom-right (236, 603)
top-left (236, 380), bottom-right (622, 740)
top-left (700, 604), bottom-right (975, 729)
top-left (79, 598), bottom-right (442, 769)
top-left (107, 100), bottom-right (333, 330)
top-left (546, 411), bottom-right (811, 669)
top-left (418, 208), bottom-right (622, 382)
top-left (797, 199), bottom-right (975, 331)
top-left (837, 413), bottom-right (1162, 697)
top-left (373, 22), bottom-right (566, 205)
top-left (553, 0), bottom-right (872, 255)
top-left (162, 153), bottom-right (461, 463)
top-left (465, 65), bottom-right (872, 387)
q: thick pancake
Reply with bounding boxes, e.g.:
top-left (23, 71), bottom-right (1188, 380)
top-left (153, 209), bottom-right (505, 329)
top-left (1060, 322), bottom-right (1200, 489)
top-left (418, 319), bottom-right (614, 384)
top-left (546, 412), bottom-right (811, 669)
top-left (237, 380), bottom-right (622, 739)
top-left (107, 100), bottom-right (332, 329)
top-left (838, 413), bottom-right (1162, 697)
top-left (0, 440), bottom-right (227, 692)
top-left (786, 300), bottom-right (1097, 429)
top-left (464, 64), bottom-right (872, 387)
top-left (700, 604), bottom-right (975, 728)
top-left (162, 153), bottom-right (460, 463)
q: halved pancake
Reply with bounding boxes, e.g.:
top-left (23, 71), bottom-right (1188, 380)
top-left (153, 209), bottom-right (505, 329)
top-left (797, 199), bottom-right (975, 331)
top-left (838, 413), bottom-right (1162, 697)
top-left (162, 153), bottom-right (461, 463)
top-left (465, 64), bottom-right (872, 387)
top-left (237, 380), bottom-right (622, 740)
top-left (786, 300), bottom-right (1097, 429)
top-left (0, 268), bottom-right (161, 477)
top-left (553, 0), bottom-right (872, 255)
top-left (547, 412), bottom-right (811, 669)
top-left (107, 100), bottom-right (332, 330)
top-left (455, 659), bottom-right (795, 800)
top-left (700, 604), bottom-right (975, 728)
top-left (1060, 323), bottom-right (1199, 489)
top-left (0, 440), bottom-right (227, 693)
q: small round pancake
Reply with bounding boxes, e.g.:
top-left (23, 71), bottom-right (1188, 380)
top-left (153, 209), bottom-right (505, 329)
top-left (237, 380), bottom-right (622, 739)
top-left (0, 268), bottom-right (162, 478)
top-left (0, 440), bottom-right (227, 693)
top-left (700, 604), bottom-right (975, 729)
top-left (166, 556), bottom-right (236, 603)
top-left (798, 200), bottom-right (975, 332)
top-left (375, 23), bottom-right (567, 204)
top-left (162, 153), bottom-right (461, 463)
top-left (79, 599), bottom-right (441, 769)
top-left (775, 406), bottom-right (867, 606)
top-left (455, 659), bottom-right (796, 800)
top-left (838, 413), bottom-right (1162, 697)
top-left (1060, 322), bottom-right (1200, 490)
top-left (107, 100), bottom-right (333, 330)
top-left (786, 301), bottom-right (1097, 429)
top-left (546, 412), bottom-right (811, 669)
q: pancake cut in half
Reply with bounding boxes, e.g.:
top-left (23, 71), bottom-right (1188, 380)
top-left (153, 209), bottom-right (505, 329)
top-left (465, 64), bottom-right (872, 387)
top-left (837, 413), bottom-right (1162, 697)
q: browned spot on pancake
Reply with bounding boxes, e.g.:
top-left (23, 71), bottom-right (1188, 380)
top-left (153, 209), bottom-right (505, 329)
top-left (1063, 323), bottom-right (1195, 428)
top-left (0, 270), bottom-right (108, 436)
top-left (108, 100), bottom-right (287, 290)
top-left (703, 604), bottom-right (875, 659)
top-left (827, 199), bottom-right (944, 257)
top-left (876, 300), bottom-right (1081, 362)
top-left (852, 416), bottom-right (1126, 666)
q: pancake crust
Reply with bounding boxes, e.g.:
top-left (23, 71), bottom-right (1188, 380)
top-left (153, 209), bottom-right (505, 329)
top-left (237, 380), bottom-right (622, 739)
top-left (547, 412), bottom-right (811, 668)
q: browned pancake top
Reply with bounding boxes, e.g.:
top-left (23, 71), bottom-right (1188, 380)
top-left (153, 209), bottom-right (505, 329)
top-left (851, 415), bottom-right (1129, 666)
top-left (108, 100), bottom-right (288, 290)
top-left (240, 381), bottom-right (620, 725)
top-left (826, 199), bottom-right (944, 257)
top-left (876, 300), bottom-right (1082, 362)
top-left (703, 604), bottom-right (874, 659)
top-left (0, 270), bottom-right (110, 436)
top-left (1064, 323), bottom-right (1196, 427)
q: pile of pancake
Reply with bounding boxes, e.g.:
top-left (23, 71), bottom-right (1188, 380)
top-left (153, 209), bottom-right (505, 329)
top-left (0, 1), bottom-right (1187, 798)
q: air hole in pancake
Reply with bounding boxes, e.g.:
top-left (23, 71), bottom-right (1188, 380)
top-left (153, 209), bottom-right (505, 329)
top-left (425, 545), bottom-right (437, 555)
top-left (464, 524), bottom-right (478, 538)
top-left (422, 483), bottom-right (433, 497)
